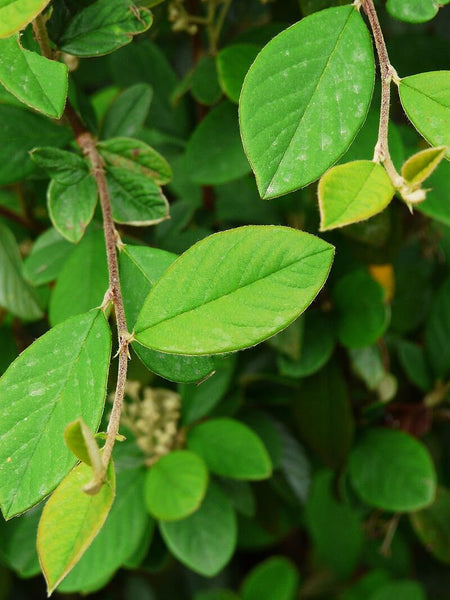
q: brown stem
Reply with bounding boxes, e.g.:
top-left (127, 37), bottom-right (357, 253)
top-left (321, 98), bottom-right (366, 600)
top-left (32, 14), bottom-right (53, 60)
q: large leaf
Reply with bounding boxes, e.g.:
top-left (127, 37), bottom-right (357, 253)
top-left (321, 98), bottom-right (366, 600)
top-left (348, 428), bottom-right (437, 512)
top-left (135, 226), bottom-right (334, 355)
top-left (241, 556), bottom-right (299, 600)
top-left (160, 483), bottom-right (237, 577)
top-left (0, 35), bottom-right (67, 118)
top-left (399, 71), bottom-right (450, 158)
top-left (0, 310), bottom-right (111, 519)
top-left (0, 0), bottom-right (51, 38)
top-left (239, 5), bottom-right (374, 198)
top-left (0, 223), bottom-right (43, 321)
top-left (37, 461), bottom-right (115, 595)
top-left (58, 0), bottom-right (153, 58)
top-left (410, 485), bottom-right (450, 564)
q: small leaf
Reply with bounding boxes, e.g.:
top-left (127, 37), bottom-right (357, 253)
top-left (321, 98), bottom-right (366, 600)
top-left (410, 485), bottom-right (450, 564)
top-left (401, 146), bottom-right (447, 186)
top-left (101, 83), bottom-right (152, 139)
top-left (386, 0), bottom-right (439, 24)
top-left (319, 161), bottom-right (395, 231)
top-left (59, 0), bottom-right (153, 58)
top-left (239, 5), bottom-right (374, 198)
top-left (47, 175), bottom-right (98, 243)
top-left (241, 556), bottom-right (299, 600)
top-left (160, 482), bottom-right (237, 577)
top-left (64, 419), bottom-right (103, 486)
top-left (348, 428), bottom-right (437, 512)
top-left (425, 276), bottom-right (450, 379)
top-left (399, 71), bottom-right (450, 158)
top-left (0, 0), bottom-right (51, 38)
top-left (134, 226), bottom-right (334, 355)
top-left (187, 418), bottom-right (272, 480)
top-left (216, 44), bottom-right (260, 104)
top-left (145, 450), bottom-right (209, 521)
top-left (37, 460), bottom-right (115, 595)
top-left (0, 35), bottom-right (68, 118)
top-left (31, 147), bottom-right (89, 185)
top-left (191, 55), bottom-right (222, 106)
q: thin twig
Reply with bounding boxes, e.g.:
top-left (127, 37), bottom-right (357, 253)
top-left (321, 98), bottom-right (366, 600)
top-left (380, 513), bottom-right (401, 556)
top-left (32, 14), bottom-right (53, 60)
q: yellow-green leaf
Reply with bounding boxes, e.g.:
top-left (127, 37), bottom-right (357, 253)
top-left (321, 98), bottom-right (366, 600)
top-left (37, 461), bottom-right (115, 595)
top-left (0, 0), bottom-right (51, 38)
top-left (319, 161), bottom-right (395, 231)
top-left (64, 419), bottom-right (103, 482)
top-left (401, 146), bottom-right (447, 186)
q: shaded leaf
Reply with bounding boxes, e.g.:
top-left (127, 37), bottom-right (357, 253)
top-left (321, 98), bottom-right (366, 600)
top-left (386, 0), bottom-right (439, 23)
top-left (425, 277), bottom-right (450, 379)
top-left (410, 485), bottom-right (450, 564)
top-left (101, 83), bottom-right (152, 139)
top-left (241, 556), bottom-right (299, 600)
top-left (216, 44), bottom-right (260, 104)
top-left (31, 147), bottom-right (88, 185)
top-left (23, 229), bottom-right (73, 286)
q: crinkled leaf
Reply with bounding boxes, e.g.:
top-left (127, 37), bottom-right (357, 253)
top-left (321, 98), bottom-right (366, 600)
top-left (101, 83), bottom-right (152, 139)
top-left (217, 44), bottom-right (260, 104)
top-left (239, 5), bottom-right (374, 198)
top-left (31, 147), bottom-right (88, 185)
top-left (0, 0), bottom-right (51, 38)
top-left (0, 310), bottom-right (111, 519)
top-left (135, 226), bottom-right (334, 355)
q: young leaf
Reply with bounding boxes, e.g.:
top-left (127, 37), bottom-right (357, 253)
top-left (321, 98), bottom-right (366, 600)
top-left (37, 460), bottom-right (115, 595)
top-left (401, 146), bottom-right (447, 187)
top-left (101, 83), bottom-right (152, 139)
top-left (348, 428), bottom-right (437, 512)
top-left (241, 556), bottom-right (299, 600)
top-left (64, 419), bottom-right (103, 481)
top-left (0, 310), bottom-right (111, 519)
top-left (145, 450), bottom-right (209, 521)
top-left (0, 0), bottom-right (51, 38)
top-left (239, 5), bottom-right (374, 198)
top-left (31, 147), bottom-right (89, 185)
top-left (134, 226), bottom-right (334, 355)
top-left (187, 418), bottom-right (272, 480)
top-left (0, 223), bottom-right (43, 321)
top-left (216, 44), bottom-right (260, 104)
top-left (410, 485), bottom-right (450, 564)
top-left (58, 0), bottom-right (153, 58)
top-left (160, 483), bottom-right (237, 577)
top-left (47, 175), bottom-right (98, 243)
top-left (386, 0), bottom-right (439, 24)
top-left (399, 71), bottom-right (450, 158)
top-left (319, 161), bottom-right (395, 231)
top-left (0, 35), bottom-right (68, 118)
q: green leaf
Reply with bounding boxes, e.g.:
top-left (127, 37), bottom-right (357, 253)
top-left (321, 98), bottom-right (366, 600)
top-left (399, 71), bottom-right (450, 159)
top-left (239, 5), bottom-right (374, 198)
top-left (160, 482), bottom-right (237, 576)
top-left (187, 418), bottom-right (272, 480)
top-left (216, 479), bottom-right (256, 518)
top-left (191, 55), bottom-right (222, 106)
top-left (101, 83), bottom-right (152, 139)
top-left (186, 101), bottom-right (251, 185)
top-left (0, 0), bottom-right (51, 38)
top-left (370, 580), bottom-right (426, 600)
top-left (99, 137), bottom-right (171, 186)
top-left (49, 230), bottom-right (108, 326)
top-left (59, 0), bottom-right (153, 58)
top-left (401, 146), bottom-right (447, 186)
top-left (0, 504), bottom-right (42, 578)
top-left (106, 166), bottom-right (169, 226)
top-left (23, 228), bottom-right (73, 286)
top-left (0, 223), bottom-right (43, 321)
top-left (276, 422), bottom-right (311, 504)
top-left (416, 159), bottom-right (450, 225)
top-left (217, 44), bottom-right (260, 104)
top-left (348, 428), bottom-right (437, 512)
top-left (319, 161), bottom-right (395, 231)
top-left (333, 268), bottom-right (389, 348)
top-left (386, 0), bottom-right (439, 24)
top-left (425, 277), bottom-right (450, 379)
top-left (64, 419), bottom-right (103, 481)
top-left (37, 460), bottom-right (115, 595)
top-left (410, 485), bottom-right (450, 564)
top-left (145, 450), bottom-right (208, 521)
top-left (47, 175), bottom-right (98, 243)
top-left (396, 340), bottom-right (432, 392)
top-left (31, 147), bottom-right (89, 185)
top-left (0, 35), bottom-right (67, 118)
top-left (135, 226), bottom-right (334, 355)
top-left (0, 104), bottom-right (72, 185)
top-left (0, 309), bottom-right (111, 519)
top-left (305, 470), bottom-right (363, 579)
top-left (241, 556), bottom-right (299, 600)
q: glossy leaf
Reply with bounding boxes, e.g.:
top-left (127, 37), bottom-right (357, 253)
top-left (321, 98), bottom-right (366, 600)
top-left (401, 146), bottom-right (447, 186)
top-left (187, 418), bottom-right (272, 480)
top-left (241, 556), bottom-right (299, 600)
top-left (0, 310), bottom-right (111, 519)
top-left (145, 450), bottom-right (208, 520)
top-left (239, 5), bottom-right (374, 198)
top-left (319, 161), bottom-right (395, 231)
top-left (0, 223), bottom-right (43, 321)
top-left (386, 0), bottom-right (439, 24)
top-left (135, 226), bottom-right (334, 355)
top-left (349, 428), bottom-right (437, 512)
top-left (0, 35), bottom-right (67, 118)
top-left (216, 44), bottom-right (260, 104)
top-left (160, 483), bottom-right (237, 577)
top-left (59, 0), bottom-right (153, 58)
top-left (37, 460), bottom-right (115, 594)
top-left (47, 175), bottom-right (98, 243)
top-left (399, 71), bottom-right (450, 158)
top-left (0, 0), bottom-right (51, 38)
top-left (410, 485), bottom-right (450, 564)
top-left (101, 83), bottom-right (152, 139)
top-left (31, 147), bottom-right (88, 185)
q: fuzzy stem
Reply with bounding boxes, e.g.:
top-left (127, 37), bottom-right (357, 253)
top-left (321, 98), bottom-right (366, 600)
top-left (32, 14), bottom-right (53, 60)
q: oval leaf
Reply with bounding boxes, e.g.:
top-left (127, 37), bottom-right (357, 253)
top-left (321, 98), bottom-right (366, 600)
top-left (386, 0), bottom-right (439, 24)
top-left (145, 450), bottom-right (209, 521)
top-left (348, 428), bottom-right (437, 512)
top-left (0, 0), bottom-right (51, 38)
top-left (241, 556), bottom-right (299, 600)
top-left (37, 460), bottom-right (115, 595)
top-left (239, 5), bottom-right (374, 198)
top-left (399, 71), bottom-right (450, 159)
top-left (0, 310), bottom-right (111, 519)
top-left (319, 161), bottom-right (395, 231)
top-left (134, 226), bottom-right (334, 355)
top-left (216, 43), bottom-right (260, 104)
top-left (187, 418), bottom-right (272, 480)
top-left (31, 147), bottom-right (89, 185)
top-left (401, 145), bottom-right (447, 186)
